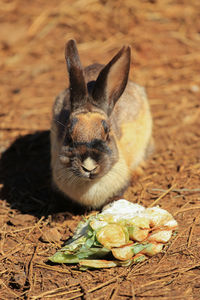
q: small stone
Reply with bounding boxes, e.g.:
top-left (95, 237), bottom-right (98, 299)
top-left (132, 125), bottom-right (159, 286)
top-left (10, 214), bottom-right (36, 226)
top-left (40, 228), bottom-right (62, 243)
top-left (13, 271), bottom-right (26, 287)
top-left (189, 85), bottom-right (199, 93)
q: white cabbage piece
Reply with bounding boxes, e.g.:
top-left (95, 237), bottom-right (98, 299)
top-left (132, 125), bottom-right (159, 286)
top-left (147, 230), bottom-right (173, 243)
top-left (145, 207), bottom-right (178, 227)
top-left (101, 199), bottom-right (145, 222)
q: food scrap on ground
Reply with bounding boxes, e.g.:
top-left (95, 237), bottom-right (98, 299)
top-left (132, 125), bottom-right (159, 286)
top-left (50, 200), bottom-right (178, 269)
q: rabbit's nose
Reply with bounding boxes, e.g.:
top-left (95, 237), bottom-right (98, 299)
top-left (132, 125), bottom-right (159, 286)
top-left (81, 157), bottom-right (98, 173)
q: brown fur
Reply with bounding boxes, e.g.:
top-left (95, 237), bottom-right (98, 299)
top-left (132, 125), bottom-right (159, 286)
top-left (51, 40), bottom-right (153, 208)
top-left (84, 64), bottom-right (104, 82)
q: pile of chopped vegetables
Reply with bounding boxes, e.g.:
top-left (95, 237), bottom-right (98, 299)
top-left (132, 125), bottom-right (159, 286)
top-left (49, 200), bottom-right (178, 269)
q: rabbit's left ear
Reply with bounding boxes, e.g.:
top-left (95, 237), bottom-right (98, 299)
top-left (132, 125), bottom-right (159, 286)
top-left (65, 40), bottom-right (87, 111)
top-left (92, 46), bottom-right (131, 115)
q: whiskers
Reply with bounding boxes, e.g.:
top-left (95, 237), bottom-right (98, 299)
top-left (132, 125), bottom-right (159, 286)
top-left (50, 118), bottom-right (68, 139)
top-left (55, 162), bottom-right (84, 189)
top-left (53, 118), bottom-right (67, 129)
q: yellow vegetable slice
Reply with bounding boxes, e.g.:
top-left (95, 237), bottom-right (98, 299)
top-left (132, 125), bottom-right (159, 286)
top-left (79, 259), bottom-right (117, 268)
top-left (96, 224), bottom-right (127, 249)
top-left (133, 253), bottom-right (147, 263)
top-left (127, 216), bottom-right (150, 229)
top-left (141, 243), bottom-right (163, 256)
top-left (111, 244), bottom-right (134, 261)
top-left (128, 227), bottom-right (149, 242)
top-left (90, 219), bottom-right (108, 231)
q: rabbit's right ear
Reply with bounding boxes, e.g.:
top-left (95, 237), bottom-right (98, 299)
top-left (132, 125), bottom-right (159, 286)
top-left (65, 40), bottom-right (87, 111)
top-left (92, 46), bottom-right (131, 115)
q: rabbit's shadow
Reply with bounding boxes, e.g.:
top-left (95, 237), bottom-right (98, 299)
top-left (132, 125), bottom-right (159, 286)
top-left (0, 131), bottom-right (84, 217)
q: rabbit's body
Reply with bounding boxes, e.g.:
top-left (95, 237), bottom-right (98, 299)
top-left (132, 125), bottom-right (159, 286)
top-left (51, 41), bottom-right (153, 208)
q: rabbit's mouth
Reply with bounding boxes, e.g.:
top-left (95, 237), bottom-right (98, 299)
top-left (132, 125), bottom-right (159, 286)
top-left (79, 167), bottom-right (101, 181)
top-left (80, 158), bottom-right (100, 178)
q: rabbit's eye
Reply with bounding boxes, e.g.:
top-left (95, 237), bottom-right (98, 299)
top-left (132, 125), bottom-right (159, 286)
top-left (64, 133), bottom-right (73, 147)
top-left (101, 120), bottom-right (109, 134)
top-left (101, 119), bottom-right (110, 141)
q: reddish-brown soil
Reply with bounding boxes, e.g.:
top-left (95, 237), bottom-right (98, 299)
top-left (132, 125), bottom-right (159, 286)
top-left (0, 0), bottom-right (200, 299)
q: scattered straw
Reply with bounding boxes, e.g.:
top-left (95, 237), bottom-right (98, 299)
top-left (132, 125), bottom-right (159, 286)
top-left (152, 188), bottom-right (200, 193)
top-left (42, 289), bottom-right (82, 298)
top-left (35, 263), bottom-right (71, 274)
top-left (31, 286), bottom-right (81, 300)
top-left (152, 226), bottom-right (190, 274)
top-left (27, 246), bottom-right (38, 293)
top-left (87, 269), bottom-right (129, 293)
top-left (105, 283), bottom-right (116, 300)
top-left (187, 212), bottom-right (200, 248)
top-left (149, 185), bottom-right (175, 207)
top-left (87, 278), bottom-right (118, 293)
top-left (110, 284), bottom-right (119, 300)
top-left (0, 278), bottom-right (23, 299)
top-left (175, 205), bottom-right (200, 215)
top-left (64, 294), bottom-right (84, 300)
top-left (131, 283), bottom-right (136, 300)
top-left (0, 217), bottom-right (45, 262)
top-left (136, 294), bottom-right (191, 299)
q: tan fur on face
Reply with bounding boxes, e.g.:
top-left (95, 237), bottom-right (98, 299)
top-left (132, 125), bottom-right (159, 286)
top-left (71, 112), bottom-right (107, 143)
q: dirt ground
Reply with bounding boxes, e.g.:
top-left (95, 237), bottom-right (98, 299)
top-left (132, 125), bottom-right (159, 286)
top-left (0, 0), bottom-right (200, 299)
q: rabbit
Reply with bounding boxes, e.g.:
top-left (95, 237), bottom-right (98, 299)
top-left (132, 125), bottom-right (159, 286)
top-left (51, 40), bottom-right (153, 209)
